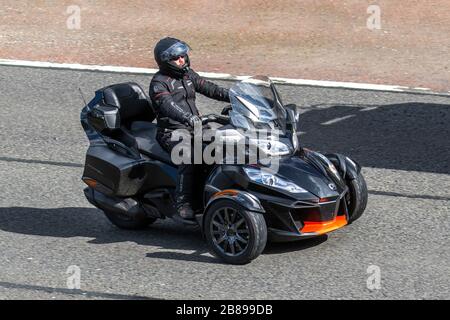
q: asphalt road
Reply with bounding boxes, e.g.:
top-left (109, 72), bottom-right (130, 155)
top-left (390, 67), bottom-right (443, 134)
top-left (0, 66), bottom-right (449, 300)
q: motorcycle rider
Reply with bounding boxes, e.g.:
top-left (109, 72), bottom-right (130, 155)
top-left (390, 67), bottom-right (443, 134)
top-left (149, 37), bottom-right (230, 219)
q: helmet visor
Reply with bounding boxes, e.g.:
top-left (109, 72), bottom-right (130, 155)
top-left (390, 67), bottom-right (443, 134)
top-left (160, 42), bottom-right (191, 62)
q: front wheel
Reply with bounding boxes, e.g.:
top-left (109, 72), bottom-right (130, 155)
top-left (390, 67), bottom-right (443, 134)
top-left (346, 173), bottom-right (368, 223)
top-left (204, 199), bottom-right (267, 265)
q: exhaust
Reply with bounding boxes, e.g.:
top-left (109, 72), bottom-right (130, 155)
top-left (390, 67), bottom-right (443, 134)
top-left (83, 187), bottom-right (158, 219)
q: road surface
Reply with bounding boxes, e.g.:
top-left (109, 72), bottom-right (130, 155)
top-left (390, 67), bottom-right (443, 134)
top-left (0, 65), bottom-right (449, 299)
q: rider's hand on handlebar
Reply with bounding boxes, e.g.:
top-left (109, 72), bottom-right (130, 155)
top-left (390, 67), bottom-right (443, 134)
top-left (186, 115), bottom-right (202, 128)
top-left (203, 114), bottom-right (217, 124)
top-left (199, 114), bottom-right (230, 125)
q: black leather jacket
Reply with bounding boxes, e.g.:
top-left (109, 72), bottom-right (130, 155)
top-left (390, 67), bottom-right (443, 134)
top-left (149, 69), bottom-right (230, 130)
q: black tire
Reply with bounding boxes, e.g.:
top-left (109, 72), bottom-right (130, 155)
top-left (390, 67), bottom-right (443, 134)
top-left (103, 210), bottom-right (157, 230)
top-left (346, 173), bottom-right (368, 224)
top-left (204, 199), bottom-right (267, 265)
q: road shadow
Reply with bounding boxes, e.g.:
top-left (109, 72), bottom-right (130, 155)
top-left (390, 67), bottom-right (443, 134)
top-left (298, 102), bottom-right (450, 174)
top-left (263, 235), bottom-right (328, 254)
top-left (0, 206), bottom-right (211, 261)
top-left (0, 281), bottom-right (155, 300)
top-left (0, 206), bottom-right (327, 264)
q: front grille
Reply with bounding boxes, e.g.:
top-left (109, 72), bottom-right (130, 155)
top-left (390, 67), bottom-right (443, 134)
top-left (290, 200), bottom-right (339, 224)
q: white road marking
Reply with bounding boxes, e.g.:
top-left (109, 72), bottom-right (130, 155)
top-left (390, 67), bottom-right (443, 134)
top-left (321, 114), bottom-right (356, 125)
top-left (360, 106), bottom-right (379, 112)
top-left (0, 58), bottom-right (158, 74)
top-left (1, 58), bottom-right (449, 96)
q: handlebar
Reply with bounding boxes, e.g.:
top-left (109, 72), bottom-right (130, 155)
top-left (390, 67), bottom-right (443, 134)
top-left (200, 114), bottom-right (230, 125)
top-left (184, 114), bottom-right (230, 133)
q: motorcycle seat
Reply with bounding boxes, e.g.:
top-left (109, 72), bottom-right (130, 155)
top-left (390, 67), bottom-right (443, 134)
top-left (129, 121), bottom-right (174, 165)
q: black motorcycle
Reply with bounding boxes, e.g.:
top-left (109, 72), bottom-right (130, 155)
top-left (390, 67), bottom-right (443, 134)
top-left (80, 76), bottom-right (368, 264)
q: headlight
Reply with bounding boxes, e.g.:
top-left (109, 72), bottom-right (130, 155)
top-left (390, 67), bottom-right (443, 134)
top-left (249, 138), bottom-right (291, 156)
top-left (243, 167), bottom-right (308, 193)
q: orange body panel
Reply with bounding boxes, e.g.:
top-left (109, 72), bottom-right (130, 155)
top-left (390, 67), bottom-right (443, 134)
top-left (301, 215), bottom-right (348, 235)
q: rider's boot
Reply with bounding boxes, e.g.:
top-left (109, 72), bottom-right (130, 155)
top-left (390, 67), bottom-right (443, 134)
top-left (177, 201), bottom-right (195, 219)
top-left (175, 164), bottom-right (195, 220)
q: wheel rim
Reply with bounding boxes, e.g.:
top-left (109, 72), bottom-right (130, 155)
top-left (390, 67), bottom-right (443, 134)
top-left (210, 207), bottom-right (250, 257)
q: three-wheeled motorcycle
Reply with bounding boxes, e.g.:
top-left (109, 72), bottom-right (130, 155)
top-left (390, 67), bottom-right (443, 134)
top-left (80, 76), bottom-right (367, 264)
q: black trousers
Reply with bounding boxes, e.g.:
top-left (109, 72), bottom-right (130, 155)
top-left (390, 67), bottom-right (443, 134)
top-left (156, 129), bottom-right (195, 207)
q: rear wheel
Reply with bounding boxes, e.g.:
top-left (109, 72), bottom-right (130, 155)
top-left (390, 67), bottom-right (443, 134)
top-left (103, 210), bottom-right (157, 230)
top-left (346, 173), bottom-right (368, 223)
top-left (204, 199), bottom-right (267, 265)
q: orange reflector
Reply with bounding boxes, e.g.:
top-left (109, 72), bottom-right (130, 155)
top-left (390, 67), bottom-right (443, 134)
top-left (82, 178), bottom-right (97, 188)
top-left (301, 215), bottom-right (347, 235)
top-left (213, 189), bottom-right (239, 197)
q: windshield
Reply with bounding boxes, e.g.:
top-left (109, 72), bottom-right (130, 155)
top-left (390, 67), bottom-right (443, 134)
top-left (224, 76), bottom-right (300, 158)
top-left (229, 76), bottom-right (287, 131)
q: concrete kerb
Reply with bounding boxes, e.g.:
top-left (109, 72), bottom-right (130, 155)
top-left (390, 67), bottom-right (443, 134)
top-left (1, 59), bottom-right (449, 97)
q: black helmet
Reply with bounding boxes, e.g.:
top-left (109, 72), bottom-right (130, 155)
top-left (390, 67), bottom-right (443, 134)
top-left (154, 37), bottom-right (191, 78)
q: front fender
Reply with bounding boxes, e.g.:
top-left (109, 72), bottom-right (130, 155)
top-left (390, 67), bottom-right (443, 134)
top-left (325, 153), bottom-right (361, 180)
top-left (204, 189), bottom-right (265, 214)
top-left (199, 189), bottom-right (264, 238)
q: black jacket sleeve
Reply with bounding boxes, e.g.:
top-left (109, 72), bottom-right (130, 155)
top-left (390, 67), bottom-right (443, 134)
top-left (149, 80), bottom-right (191, 124)
top-left (188, 70), bottom-right (230, 102)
